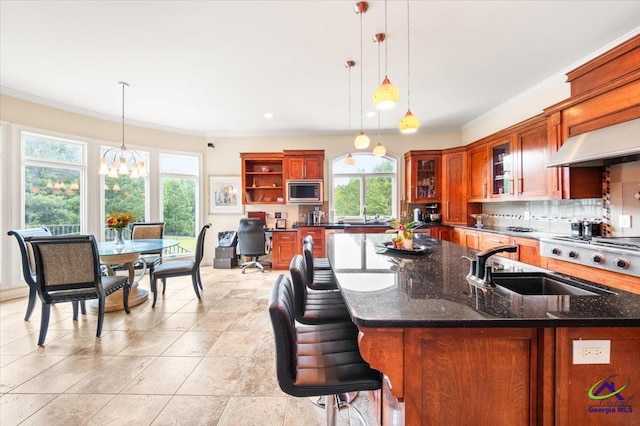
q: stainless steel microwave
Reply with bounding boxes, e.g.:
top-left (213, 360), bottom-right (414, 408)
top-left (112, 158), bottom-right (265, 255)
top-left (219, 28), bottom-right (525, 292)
top-left (286, 180), bottom-right (323, 205)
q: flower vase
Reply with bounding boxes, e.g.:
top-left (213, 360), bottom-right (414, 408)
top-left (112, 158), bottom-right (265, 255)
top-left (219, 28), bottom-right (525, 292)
top-left (113, 228), bottom-right (125, 247)
top-left (399, 230), bottom-right (414, 250)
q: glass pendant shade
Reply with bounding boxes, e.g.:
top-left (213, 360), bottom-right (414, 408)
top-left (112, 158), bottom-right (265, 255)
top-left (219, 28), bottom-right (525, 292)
top-left (372, 142), bottom-right (387, 156)
top-left (399, 109), bottom-right (420, 134)
top-left (373, 77), bottom-right (399, 110)
top-left (354, 131), bottom-right (370, 149)
top-left (345, 153), bottom-right (356, 165)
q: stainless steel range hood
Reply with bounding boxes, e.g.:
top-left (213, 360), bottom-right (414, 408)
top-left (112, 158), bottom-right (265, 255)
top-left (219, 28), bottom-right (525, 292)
top-left (547, 118), bottom-right (640, 167)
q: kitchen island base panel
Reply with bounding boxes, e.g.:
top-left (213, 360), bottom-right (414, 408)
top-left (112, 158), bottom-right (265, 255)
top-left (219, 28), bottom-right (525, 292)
top-left (359, 327), bottom-right (538, 426)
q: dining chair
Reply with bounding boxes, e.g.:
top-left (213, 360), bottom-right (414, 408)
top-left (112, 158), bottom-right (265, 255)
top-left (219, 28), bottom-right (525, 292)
top-left (130, 221), bottom-right (165, 283)
top-left (8, 228), bottom-right (86, 321)
top-left (29, 235), bottom-right (130, 346)
top-left (150, 223), bottom-right (211, 308)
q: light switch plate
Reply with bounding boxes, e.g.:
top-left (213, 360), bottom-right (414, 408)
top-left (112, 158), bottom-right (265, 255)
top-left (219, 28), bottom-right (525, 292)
top-left (619, 215), bottom-right (631, 228)
top-left (573, 340), bottom-right (611, 364)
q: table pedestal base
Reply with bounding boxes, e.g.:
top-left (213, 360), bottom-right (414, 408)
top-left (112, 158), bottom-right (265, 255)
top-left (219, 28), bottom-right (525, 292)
top-left (90, 285), bottom-right (148, 313)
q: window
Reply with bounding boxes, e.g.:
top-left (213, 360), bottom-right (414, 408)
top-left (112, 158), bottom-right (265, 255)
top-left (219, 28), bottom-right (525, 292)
top-left (331, 153), bottom-right (397, 221)
top-left (22, 132), bottom-right (86, 235)
top-left (102, 147), bottom-right (149, 240)
top-left (160, 153), bottom-right (200, 254)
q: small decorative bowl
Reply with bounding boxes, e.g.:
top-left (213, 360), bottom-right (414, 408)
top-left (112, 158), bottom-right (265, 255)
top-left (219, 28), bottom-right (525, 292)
top-left (260, 166), bottom-right (270, 172)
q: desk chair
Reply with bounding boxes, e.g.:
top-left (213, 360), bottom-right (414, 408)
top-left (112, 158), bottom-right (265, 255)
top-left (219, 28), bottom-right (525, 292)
top-left (269, 274), bottom-right (382, 425)
top-left (8, 228), bottom-right (86, 321)
top-left (29, 235), bottom-right (130, 346)
top-left (130, 221), bottom-right (165, 283)
top-left (238, 218), bottom-right (271, 273)
top-left (150, 223), bottom-right (210, 308)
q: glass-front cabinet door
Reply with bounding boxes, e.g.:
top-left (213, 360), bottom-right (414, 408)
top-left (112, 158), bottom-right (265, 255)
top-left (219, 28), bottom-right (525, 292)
top-left (404, 151), bottom-right (441, 203)
top-left (489, 137), bottom-right (514, 198)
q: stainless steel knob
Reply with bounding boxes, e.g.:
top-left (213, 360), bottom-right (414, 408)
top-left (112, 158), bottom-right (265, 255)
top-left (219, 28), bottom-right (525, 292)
top-left (551, 248), bottom-right (561, 255)
top-left (614, 258), bottom-right (630, 269)
top-left (569, 251), bottom-right (579, 259)
top-left (591, 254), bottom-right (605, 264)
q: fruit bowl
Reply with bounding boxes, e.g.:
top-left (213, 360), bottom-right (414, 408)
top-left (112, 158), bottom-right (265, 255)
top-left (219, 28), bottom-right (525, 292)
top-left (470, 214), bottom-right (488, 228)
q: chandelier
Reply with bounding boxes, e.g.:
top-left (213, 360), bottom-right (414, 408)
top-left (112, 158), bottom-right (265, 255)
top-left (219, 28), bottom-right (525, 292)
top-left (372, 0), bottom-right (399, 110)
top-left (399, 0), bottom-right (420, 133)
top-left (99, 82), bottom-right (147, 178)
top-left (353, 1), bottom-right (370, 149)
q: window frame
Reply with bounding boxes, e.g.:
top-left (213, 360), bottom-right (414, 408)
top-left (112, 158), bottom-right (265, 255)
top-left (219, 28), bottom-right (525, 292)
top-left (21, 130), bottom-right (88, 234)
top-left (330, 152), bottom-right (399, 222)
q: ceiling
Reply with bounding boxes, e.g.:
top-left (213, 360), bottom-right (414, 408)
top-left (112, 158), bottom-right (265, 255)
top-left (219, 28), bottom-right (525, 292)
top-left (1, 1), bottom-right (639, 137)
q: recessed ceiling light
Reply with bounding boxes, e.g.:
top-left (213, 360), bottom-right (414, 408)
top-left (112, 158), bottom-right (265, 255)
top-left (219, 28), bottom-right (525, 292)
top-left (264, 112), bottom-right (274, 119)
top-left (366, 111), bottom-right (376, 118)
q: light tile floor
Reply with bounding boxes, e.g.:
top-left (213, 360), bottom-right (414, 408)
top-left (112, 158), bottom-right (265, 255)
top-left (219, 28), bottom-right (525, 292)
top-left (0, 266), bottom-right (375, 425)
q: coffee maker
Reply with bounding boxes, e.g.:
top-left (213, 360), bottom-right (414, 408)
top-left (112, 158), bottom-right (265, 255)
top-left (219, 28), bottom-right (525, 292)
top-left (425, 203), bottom-right (441, 223)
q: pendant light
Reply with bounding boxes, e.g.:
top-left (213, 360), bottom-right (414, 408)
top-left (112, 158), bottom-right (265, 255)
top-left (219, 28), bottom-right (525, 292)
top-left (372, 0), bottom-right (399, 110)
top-left (372, 33), bottom-right (387, 157)
top-left (99, 82), bottom-right (147, 178)
top-left (345, 60), bottom-right (356, 166)
top-left (399, 0), bottom-right (420, 134)
top-left (354, 1), bottom-right (370, 149)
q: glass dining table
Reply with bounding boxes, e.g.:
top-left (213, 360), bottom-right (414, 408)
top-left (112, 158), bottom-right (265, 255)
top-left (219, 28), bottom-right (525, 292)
top-left (94, 239), bottom-right (179, 312)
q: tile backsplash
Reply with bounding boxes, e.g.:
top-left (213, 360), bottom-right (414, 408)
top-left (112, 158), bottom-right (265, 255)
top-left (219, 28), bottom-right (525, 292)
top-left (482, 161), bottom-right (640, 236)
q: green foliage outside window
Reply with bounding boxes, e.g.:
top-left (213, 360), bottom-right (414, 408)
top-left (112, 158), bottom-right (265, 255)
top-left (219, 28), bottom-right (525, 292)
top-left (333, 155), bottom-right (394, 218)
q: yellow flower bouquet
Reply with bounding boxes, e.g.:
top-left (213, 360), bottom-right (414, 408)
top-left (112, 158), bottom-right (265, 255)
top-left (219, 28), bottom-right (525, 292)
top-left (106, 212), bottom-right (134, 229)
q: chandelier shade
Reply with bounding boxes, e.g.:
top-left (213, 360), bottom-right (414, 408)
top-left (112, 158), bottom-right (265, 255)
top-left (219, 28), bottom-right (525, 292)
top-left (354, 131), bottom-right (371, 149)
top-left (399, 0), bottom-right (420, 133)
top-left (99, 82), bottom-right (147, 178)
top-left (372, 142), bottom-right (387, 156)
top-left (373, 76), bottom-right (400, 110)
top-left (399, 109), bottom-right (420, 134)
top-left (345, 153), bottom-right (356, 165)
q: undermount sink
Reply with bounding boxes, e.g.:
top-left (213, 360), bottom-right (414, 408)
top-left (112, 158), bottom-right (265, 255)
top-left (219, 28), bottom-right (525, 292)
top-left (491, 272), bottom-right (615, 296)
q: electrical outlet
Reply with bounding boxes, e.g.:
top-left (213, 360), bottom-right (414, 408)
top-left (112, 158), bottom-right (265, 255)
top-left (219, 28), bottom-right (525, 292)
top-left (619, 214), bottom-right (631, 228)
top-left (523, 211), bottom-right (530, 220)
top-left (573, 340), bottom-right (611, 364)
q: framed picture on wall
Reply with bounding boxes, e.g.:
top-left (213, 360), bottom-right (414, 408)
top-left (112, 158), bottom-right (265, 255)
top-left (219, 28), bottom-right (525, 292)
top-left (209, 176), bottom-right (243, 214)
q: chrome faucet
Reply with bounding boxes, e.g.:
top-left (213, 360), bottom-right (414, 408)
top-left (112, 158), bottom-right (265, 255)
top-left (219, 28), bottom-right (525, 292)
top-left (475, 245), bottom-right (518, 283)
top-left (362, 205), bottom-right (367, 223)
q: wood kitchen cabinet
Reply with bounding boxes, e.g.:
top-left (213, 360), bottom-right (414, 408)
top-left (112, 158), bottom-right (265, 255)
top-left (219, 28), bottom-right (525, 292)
top-left (442, 148), bottom-right (474, 225)
top-left (467, 143), bottom-right (489, 201)
top-left (271, 231), bottom-right (297, 269)
top-left (297, 226), bottom-right (325, 258)
top-left (457, 228), bottom-right (481, 249)
top-left (240, 152), bottom-right (284, 204)
top-left (511, 236), bottom-right (540, 266)
top-left (283, 149), bottom-right (324, 180)
top-left (404, 150), bottom-right (441, 203)
top-left (514, 118), bottom-right (551, 199)
top-left (488, 136), bottom-right (515, 199)
top-left (429, 226), bottom-right (451, 241)
top-left (555, 327), bottom-right (640, 425)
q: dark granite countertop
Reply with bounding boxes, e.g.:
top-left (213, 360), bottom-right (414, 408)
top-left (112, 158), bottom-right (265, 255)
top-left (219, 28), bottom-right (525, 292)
top-left (451, 225), bottom-right (557, 240)
top-left (327, 233), bottom-right (640, 328)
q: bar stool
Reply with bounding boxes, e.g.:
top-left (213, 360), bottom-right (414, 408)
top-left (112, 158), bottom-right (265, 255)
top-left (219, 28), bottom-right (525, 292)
top-left (269, 274), bottom-right (382, 425)
top-left (303, 235), bottom-right (332, 269)
top-left (302, 241), bottom-right (339, 290)
top-left (289, 255), bottom-right (350, 325)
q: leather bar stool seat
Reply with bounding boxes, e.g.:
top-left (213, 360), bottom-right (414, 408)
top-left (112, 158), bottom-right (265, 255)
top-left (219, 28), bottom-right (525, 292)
top-left (303, 241), bottom-right (338, 290)
top-left (289, 255), bottom-right (350, 325)
top-left (303, 235), bottom-right (332, 270)
top-left (269, 274), bottom-right (382, 425)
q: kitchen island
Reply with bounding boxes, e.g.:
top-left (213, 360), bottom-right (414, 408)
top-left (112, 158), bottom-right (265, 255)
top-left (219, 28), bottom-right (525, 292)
top-left (327, 233), bottom-right (640, 426)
